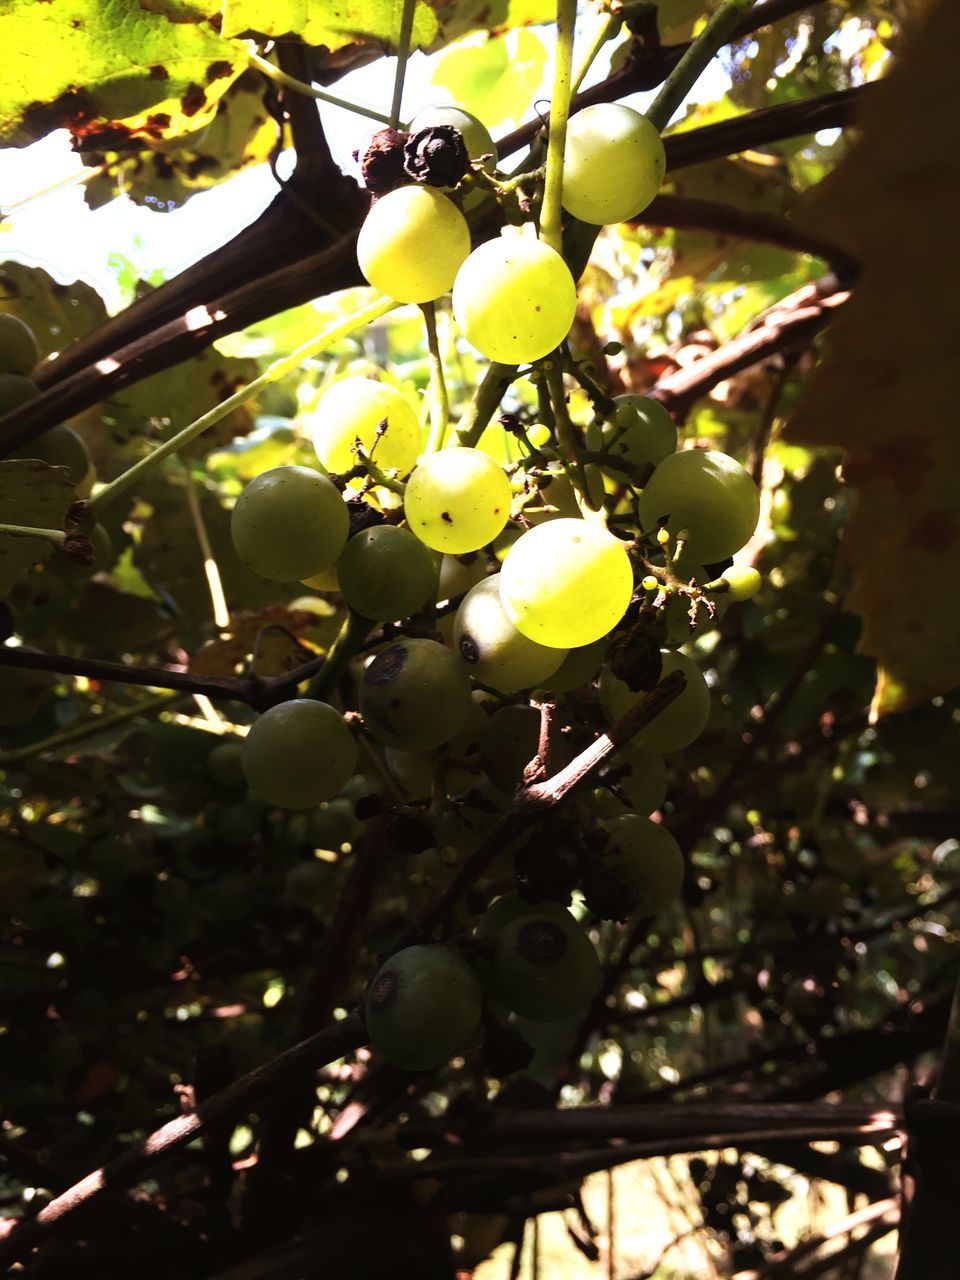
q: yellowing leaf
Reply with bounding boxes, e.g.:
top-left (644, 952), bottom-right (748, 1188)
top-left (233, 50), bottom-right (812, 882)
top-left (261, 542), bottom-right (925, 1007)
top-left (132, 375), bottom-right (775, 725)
top-left (431, 29), bottom-right (549, 131)
top-left (785, 0), bottom-right (960, 716)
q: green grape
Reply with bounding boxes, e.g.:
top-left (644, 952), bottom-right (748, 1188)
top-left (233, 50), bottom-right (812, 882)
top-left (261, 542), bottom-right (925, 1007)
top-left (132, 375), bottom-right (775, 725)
top-left (476, 892), bottom-right (571, 941)
top-left (312, 377), bottom-right (420, 477)
top-left (455, 574), bottom-right (566, 693)
top-left (0, 373), bottom-right (39, 416)
top-left (384, 746), bottom-right (474, 801)
top-left (602, 813), bottom-right (684, 916)
top-left (364, 944), bottom-right (483, 1070)
top-left (499, 518), bottom-right (633, 649)
top-left (721, 563), bottom-right (762, 600)
top-left (357, 185), bottom-right (471, 303)
top-left (231, 465), bottom-right (349, 582)
top-left (301, 564), bottom-right (340, 592)
top-left (637, 449), bottom-right (761, 563)
top-left (478, 703), bottom-right (540, 792)
top-left (491, 910), bottom-right (601, 1022)
top-left (337, 525), bottom-right (436, 621)
top-left (562, 104), bottom-right (665, 225)
top-left (588, 395), bottom-right (676, 475)
top-left (206, 740), bottom-right (246, 790)
top-left (360, 637), bottom-right (471, 750)
top-left (452, 236), bottom-right (577, 364)
top-left (610, 745), bottom-right (668, 815)
top-left (598, 649), bottom-right (710, 753)
top-left (242, 699), bottom-right (357, 809)
top-left (438, 551), bottom-right (489, 600)
top-left (0, 313), bottom-right (40, 375)
top-left (405, 446), bottom-right (512, 554)
top-left (407, 104), bottom-right (497, 171)
top-left (537, 637), bottom-right (608, 693)
top-left (13, 425), bottom-right (90, 485)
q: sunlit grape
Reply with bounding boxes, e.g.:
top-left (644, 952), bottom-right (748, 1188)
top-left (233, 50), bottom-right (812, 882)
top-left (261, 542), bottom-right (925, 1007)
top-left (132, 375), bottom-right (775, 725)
top-left (357, 185), bottom-right (470, 303)
top-left (455, 575), bottom-right (565, 692)
top-left (312, 377), bottom-right (420, 477)
top-left (563, 104), bottom-right (665, 225)
top-left (405, 446), bottom-right (512, 554)
top-left (637, 449), bottom-right (761, 563)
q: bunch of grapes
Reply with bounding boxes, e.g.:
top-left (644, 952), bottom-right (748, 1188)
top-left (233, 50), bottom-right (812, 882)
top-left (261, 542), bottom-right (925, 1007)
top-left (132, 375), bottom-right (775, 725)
top-left (220, 97), bottom-right (765, 1072)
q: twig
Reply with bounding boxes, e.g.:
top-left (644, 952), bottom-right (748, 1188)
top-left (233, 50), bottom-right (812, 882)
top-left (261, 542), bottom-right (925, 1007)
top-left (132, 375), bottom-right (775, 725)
top-left (245, 48), bottom-right (392, 126)
top-left (733, 1198), bottom-right (899, 1279)
top-left (0, 692), bottom-right (181, 766)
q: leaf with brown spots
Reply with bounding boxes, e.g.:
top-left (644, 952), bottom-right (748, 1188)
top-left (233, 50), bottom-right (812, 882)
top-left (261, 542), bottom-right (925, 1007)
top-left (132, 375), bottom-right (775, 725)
top-left (785, 0), bottom-right (960, 716)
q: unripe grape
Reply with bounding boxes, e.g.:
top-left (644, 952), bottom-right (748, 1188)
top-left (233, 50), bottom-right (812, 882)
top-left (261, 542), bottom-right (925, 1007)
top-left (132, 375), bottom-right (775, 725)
top-left (242, 699), bottom-right (357, 810)
top-left (231, 466), bottom-right (349, 582)
top-left (452, 237), bottom-right (577, 364)
top-left (599, 649), bottom-right (710, 753)
top-left (364, 944), bottom-right (482, 1070)
top-left (589, 395), bottom-right (677, 474)
top-left (0, 373), bottom-right (39, 416)
top-left (312, 377), bottom-right (420, 477)
top-left (405, 446), bottom-right (512, 554)
top-left (537, 637), bottom-right (608, 693)
top-left (0, 313), bottom-right (40, 375)
top-left (206, 739), bottom-right (246, 790)
top-left (611, 746), bottom-right (668, 815)
top-left (14, 425), bottom-right (91, 487)
top-left (337, 525), bottom-right (436, 621)
top-left (438, 551), bottom-right (489, 600)
top-left (637, 449), bottom-right (760, 563)
top-left (562, 104), bottom-right (665, 225)
top-left (357, 185), bottom-right (470, 303)
top-left (499, 518), bottom-right (633, 649)
top-left (455, 574), bottom-right (565, 692)
top-left (360, 637), bottom-right (471, 750)
top-left (491, 910), bottom-right (601, 1022)
top-left (478, 703), bottom-right (541, 792)
top-left (599, 813), bottom-right (684, 917)
top-left (721, 564), bottom-right (762, 600)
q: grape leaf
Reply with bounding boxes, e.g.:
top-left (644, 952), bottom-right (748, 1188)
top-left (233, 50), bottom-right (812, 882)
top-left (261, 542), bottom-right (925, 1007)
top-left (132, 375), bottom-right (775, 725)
top-left (430, 29), bottom-right (549, 131)
top-left (785, 0), bottom-right (960, 715)
top-left (0, 461), bottom-right (76, 597)
top-left (0, 0), bottom-right (243, 150)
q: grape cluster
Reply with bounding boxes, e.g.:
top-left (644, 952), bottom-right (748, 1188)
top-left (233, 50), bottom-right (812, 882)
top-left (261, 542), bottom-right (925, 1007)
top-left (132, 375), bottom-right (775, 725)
top-left (213, 96), bottom-right (766, 1072)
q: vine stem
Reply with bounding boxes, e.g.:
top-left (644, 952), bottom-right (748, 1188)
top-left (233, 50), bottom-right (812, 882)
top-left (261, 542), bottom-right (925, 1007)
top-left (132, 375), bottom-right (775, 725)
top-left (421, 302), bottom-right (450, 454)
top-left (645, 0), bottom-right (757, 133)
top-left (570, 9), bottom-right (620, 94)
top-left (0, 692), bottom-right (181, 767)
top-left (89, 295), bottom-right (396, 513)
top-left (306, 611), bottom-right (373, 701)
top-left (540, 0), bottom-right (578, 254)
top-left (0, 522), bottom-right (65, 547)
top-left (244, 48), bottom-right (393, 125)
top-left (390, 0), bottom-right (417, 130)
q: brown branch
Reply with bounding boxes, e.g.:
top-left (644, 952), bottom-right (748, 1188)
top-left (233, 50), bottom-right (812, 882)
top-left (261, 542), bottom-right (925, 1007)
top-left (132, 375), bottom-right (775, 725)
top-left (733, 1197), bottom-right (899, 1280)
top-left (0, 1012), bottom-right (367, 1272)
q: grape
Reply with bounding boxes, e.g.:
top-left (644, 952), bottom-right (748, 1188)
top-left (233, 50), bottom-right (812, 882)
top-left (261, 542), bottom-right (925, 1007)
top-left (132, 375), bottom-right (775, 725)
top-left (588, 395), bottom-right (677, 475)
top-left (338, 525), bottom-right (436, 621)
top-left (601, 813), bottom-right (684, 916)
top-left (357, 185), bottom-right (470, 303)
top-left (231, 466), bottom-right (349, 582)
top-left (452, 236), bottom-right (577, 364)
top-left (364, 944), bottom-right (482, 1070)
top-left (407, 104), bottom-right (497, 171)
top-left (537, 637), bottom-right (608, 693)
top-left (491, 910), bottom-right (601, 1022)
top-left (438, 551), bottom-right (489, 600)
top-left (599, 649), bottom-right (710, 753)
top-left (455, 575), bottom-right (565, 692)
top-left (0, 313), bottom-right (40, 375)
top-left (360, 637), bottom-right (471, 750)
top-left (477, 891), bottom-right (570, 940)
top-left (608, 745), bottom-right (668, 815)
top-left (637, 449), bottom-right (761, 563)
top-left (312, 377), bottom-right (420, 477)
top-left (478, 703), bottom-right (541, 792)
top-left (499, 518), bottom-right (633, 648)
top-left (525, 462), bottom-right (605, 524)
top-left (283, 860), bottom-right (337, 910)
top-left (0, 373), bottom-right (39, 416)
top-left (562, 104), bottom-right (665, 225)
top-left (385, 746), bottom-right (473, 801)
top-left (405, 447), bottom-right (512, 554)
top-left (721, 564), bottom-right (762, 600)
top-left (13, 425), bottom-right (90, 486)
top-left (301, 564), bottom-right (340, 592)
top-left (242, 699), bottom-right (357, 809)
top-left (206, 740), bottom-right (245, 790)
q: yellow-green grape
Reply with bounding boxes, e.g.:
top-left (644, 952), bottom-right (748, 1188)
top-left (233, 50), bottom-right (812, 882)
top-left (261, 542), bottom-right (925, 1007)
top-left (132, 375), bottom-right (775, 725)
top-left (499, 518), bottom-right (633, 649)
top-left (242, 699), bottom-right (357, 810)
top-left (312, 377), bottom-right (420, 477)
top-left (301, 564), bottom-right (340, 592)
top-left (721, 564), bottom-right (762, 600)
top-left (206, 740), bottom-right (246, 790)
top-left (455, 574), bottom-right (566, 692)
top-left (404, 446), bottom-right (512, 554)
top-left (562, 104), bottom-right (665, 225)
top-left (0, 373), bottom-right (39, 415)
top-left (364, 944), bottom-right (483, 1070)
top-left (231, 466), bottom-right (349, 582)
top-left (637, 449), bottom-right (761, 563)
top-left (478, 703), bottom-right (540, 792)
top-left (13, 424), bottom-right (91, 486)
top-left (491, 910), bottom-right (601, 1022)
top-left (337, 525), bottom-right (436, 621)
top-left (452, 236), bottom-right (577, 364)
top-left (599, 649), bottom-right (709, 753)
top-left (0, 313), bottom-right (40, 375)
top-left (602, 813), bottom-right (684, 915)
top-left (360, 637), bottom-right (471, 750)
top-left (590, 395), bottom-right (677, 475)
top-left (438, 551), bottom-right (489, 600)
top-left (537, 637), bottom-right (608, 693)
top-left (407, 104), bottom-right (497, 172)
top-left (612, 745), bottom-right (668, 815)
top-left (357, 185), bottom-right (470, 303)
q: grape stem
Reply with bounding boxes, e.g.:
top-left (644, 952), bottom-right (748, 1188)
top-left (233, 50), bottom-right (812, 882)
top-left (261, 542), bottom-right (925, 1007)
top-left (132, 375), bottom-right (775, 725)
top-left (539, 0), bottom-right (578, 254)
top-left (89, 295), bottom-right (396, 513)
top-left (243, 48), bottom-right (394, 126)
top-left (645, 0), bottom-right (758, 133)
top-left (354, 448), bottom-right (406, 496)
top-left (543, 358), bottom-right (600, 515)
top-left (389, 0), bottom-right (417, 130)
top-left (451, 362), bottom-right (519, 448)
top-left (307, 611), bottom-right (373, 701)
top-left (0, 522), bottom-right (66, 547)
top-left (421, 302), bottom-right (450, 454)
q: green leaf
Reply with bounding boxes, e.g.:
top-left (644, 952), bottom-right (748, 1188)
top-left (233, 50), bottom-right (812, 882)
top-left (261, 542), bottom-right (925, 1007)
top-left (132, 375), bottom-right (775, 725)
top-left (0, 0), bottom-right (243, 149)
top-left (430, 29), bottom-right (549, 130)
top-left (0, 461), bottom-right (76, 596)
